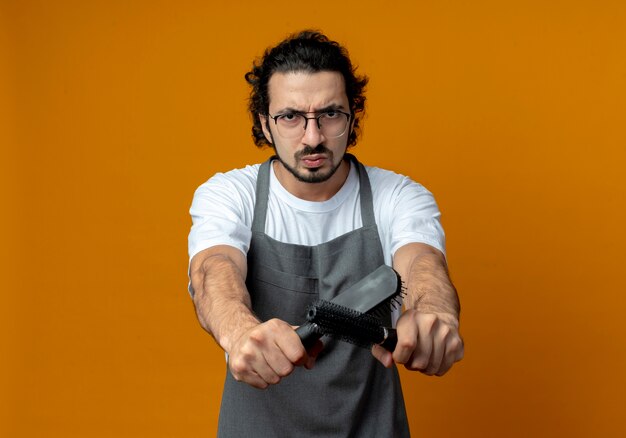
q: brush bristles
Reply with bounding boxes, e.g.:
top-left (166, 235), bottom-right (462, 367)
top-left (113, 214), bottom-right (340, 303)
top-left (368, 276), bottom-right (406, 321)
top-left (306, 300), bottom-right (386, 349)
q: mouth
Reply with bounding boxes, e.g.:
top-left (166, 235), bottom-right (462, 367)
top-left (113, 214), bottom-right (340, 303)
top-left (301, 154), bottom-right (327, 169)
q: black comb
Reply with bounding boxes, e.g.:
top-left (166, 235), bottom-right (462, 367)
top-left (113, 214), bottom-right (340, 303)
top-left (295, 265), bottom-right (404, 349)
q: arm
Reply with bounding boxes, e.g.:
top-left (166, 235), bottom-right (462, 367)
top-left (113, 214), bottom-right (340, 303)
top-left (190, 245), bottom-right (319, 389)
top-left (372, 242), bottom-right (464, 376)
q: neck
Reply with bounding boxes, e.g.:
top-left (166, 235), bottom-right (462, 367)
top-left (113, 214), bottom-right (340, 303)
top-left (273, 158), bottom-right (350, 202)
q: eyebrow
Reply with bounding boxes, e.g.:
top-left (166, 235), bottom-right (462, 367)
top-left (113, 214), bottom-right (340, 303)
top-left (273, 103), bottom-right (347, 115)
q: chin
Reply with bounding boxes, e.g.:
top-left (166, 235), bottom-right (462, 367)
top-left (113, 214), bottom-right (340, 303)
top-left (293, 167), bottom-right (333, 184)
top-left (276, 149), bottom-right (345, 184)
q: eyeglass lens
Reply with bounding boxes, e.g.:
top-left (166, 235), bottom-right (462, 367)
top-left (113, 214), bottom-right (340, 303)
top-left (275, 112), bottom-right (349, 139)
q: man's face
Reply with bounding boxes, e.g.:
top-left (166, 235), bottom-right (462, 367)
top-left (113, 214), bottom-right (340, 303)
top-left (260, 71), bottom-right (352, 184)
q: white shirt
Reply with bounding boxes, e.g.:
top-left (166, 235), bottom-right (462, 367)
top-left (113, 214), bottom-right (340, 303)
top-left (188, 160), bottom-right (446, 273)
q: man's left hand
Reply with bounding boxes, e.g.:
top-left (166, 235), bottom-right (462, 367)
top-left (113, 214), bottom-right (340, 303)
top-left (371, 309), bottom-right (464, 376)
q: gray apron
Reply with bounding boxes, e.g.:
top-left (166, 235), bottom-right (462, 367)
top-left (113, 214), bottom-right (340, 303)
top-left (217, 154), bottom-right (410, 438)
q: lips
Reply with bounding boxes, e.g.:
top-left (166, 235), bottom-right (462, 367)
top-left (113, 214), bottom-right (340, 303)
top-left (301, 154), bottom-right (326, 168)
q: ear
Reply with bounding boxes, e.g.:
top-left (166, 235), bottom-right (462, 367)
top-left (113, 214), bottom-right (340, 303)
top-left (259, 114), bottom-right (273, 144)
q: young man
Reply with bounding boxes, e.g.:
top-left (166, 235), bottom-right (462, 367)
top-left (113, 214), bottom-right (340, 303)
top-left (188, 30), bottom-right (463, 437)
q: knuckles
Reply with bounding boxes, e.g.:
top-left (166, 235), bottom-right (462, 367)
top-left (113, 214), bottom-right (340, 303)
top-left (417, 313), bottom-right (439, 333)
top-left (438, 324), bottom-right (451, 338)
top-left (229, 356), bottom-right (248, 377)
top-left (246, 319), bottom-right (284, 345)
top-left (397, 338), bottom-right (418, 353)
top-left (448, 336), bottom-right (462, 351)
top-left (266, 318), bottom-right (283, 328)
top-left (277, 364), bottom-right (294, 377)
top-left (247, 327), bottom-right (269, 345)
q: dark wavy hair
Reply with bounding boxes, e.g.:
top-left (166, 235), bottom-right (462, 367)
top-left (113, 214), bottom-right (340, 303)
top-left (245, 30), bottom-right (368, 148)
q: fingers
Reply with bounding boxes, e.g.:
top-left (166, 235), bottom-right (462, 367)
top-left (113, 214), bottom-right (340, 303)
top-left (228, 319), bottom-right (312, 389)
top-left (435, 334), bottom-right (464, 376)
top-left (391, 310), bottom-right (464, 376)
top-left (229, 351), bottom-right (274, 389)
top-left (304, 340), bottom-right (324, 369)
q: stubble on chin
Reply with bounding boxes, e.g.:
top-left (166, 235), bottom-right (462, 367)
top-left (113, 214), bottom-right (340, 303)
top-left (275, 147), bottom-right (344, 184)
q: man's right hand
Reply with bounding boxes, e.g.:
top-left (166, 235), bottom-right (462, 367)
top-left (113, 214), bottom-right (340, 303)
top-left (190, 246), bottom-right (323, 389)
top-left (227, 318), bottom-right (323, 389)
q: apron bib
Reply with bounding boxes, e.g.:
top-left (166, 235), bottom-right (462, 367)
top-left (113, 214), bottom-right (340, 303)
top-left (217, 154), bottom-right (410, 438)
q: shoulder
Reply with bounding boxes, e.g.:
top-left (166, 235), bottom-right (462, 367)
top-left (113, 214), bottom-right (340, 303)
top-left (188, 163), bottom-right (262, 261)
top-left (192, 164), bottom-right (261, 207)
top-left (362, 163), bottom-right (445, 257)
top-left (364, 165), bottom-right (435, 203)
top-left (195, 163), bottom-right (260, 194)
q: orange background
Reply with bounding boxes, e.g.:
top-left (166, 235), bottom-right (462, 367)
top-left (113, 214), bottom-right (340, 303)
top-left (2, 0), bottom-right (625, 436)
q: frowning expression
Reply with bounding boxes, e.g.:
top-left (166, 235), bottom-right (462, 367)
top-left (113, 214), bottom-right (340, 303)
top-left (260, 71), bottom-right (352, 184)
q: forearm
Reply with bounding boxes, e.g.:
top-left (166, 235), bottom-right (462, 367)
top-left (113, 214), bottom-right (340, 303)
top-left (190, 247), bottom-right (316, 388)
top-left (191, 251), bottom-right (259, 353)
top-left (380, 243), bottom-right (463, 374)
top-left (395, 244), bottom-right (460, 324)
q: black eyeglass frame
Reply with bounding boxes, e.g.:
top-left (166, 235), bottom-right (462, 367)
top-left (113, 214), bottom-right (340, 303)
top-left (268, 110), bottom-right (352, 138)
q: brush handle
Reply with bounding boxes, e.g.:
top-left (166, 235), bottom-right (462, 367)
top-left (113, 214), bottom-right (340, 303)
top-left (379, 327), bottom-right (398, 352)
top-left (297, 323), bottom-right (397, 351)
top-left (295, 322), bottom-right (322, 350)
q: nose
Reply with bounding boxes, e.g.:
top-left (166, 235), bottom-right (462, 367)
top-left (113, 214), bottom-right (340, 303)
top-left (302, 117), bottom-right (325, 145)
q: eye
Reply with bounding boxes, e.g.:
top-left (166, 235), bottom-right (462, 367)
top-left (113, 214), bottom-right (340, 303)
top-left (277, 113), bottom-right (301, 123)
top-left (323, 111), bottom-right (339, 119)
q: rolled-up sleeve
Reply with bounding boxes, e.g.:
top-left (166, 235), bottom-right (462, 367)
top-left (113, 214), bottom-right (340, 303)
top-left (188, 173), bottom-right (253, 262)
top-left (389, 177), bottom-right (446, 257)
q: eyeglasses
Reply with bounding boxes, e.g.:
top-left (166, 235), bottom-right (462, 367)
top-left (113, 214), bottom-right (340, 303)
top-left (268, 110), bottom-right (351, 139)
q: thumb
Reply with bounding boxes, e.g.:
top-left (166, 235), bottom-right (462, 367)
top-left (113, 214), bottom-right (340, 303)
top-left (371, 344), bottom-right (393, 368)
top-left (304, 340), bottom-right (324, 369)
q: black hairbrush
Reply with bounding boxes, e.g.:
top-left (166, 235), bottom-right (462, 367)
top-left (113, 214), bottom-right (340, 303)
top-left (296, 265), bottom-right (404, 349)
top-left (303, 299), bottom-right (398, 351)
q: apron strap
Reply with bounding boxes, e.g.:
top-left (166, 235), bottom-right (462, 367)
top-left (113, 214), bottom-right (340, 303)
top-left (346, 153), bottom-right (376, 228)
top-left (251, 158), bottom-right (272, 233)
